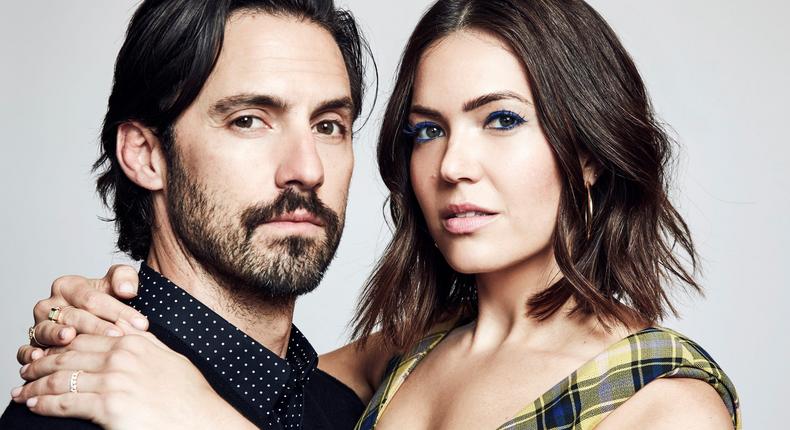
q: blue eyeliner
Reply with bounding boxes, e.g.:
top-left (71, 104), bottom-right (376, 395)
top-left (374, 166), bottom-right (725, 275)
top-left (402, 123), bottom-right (418, 137)
top-left (403, 121), bottom-right (444, 144)
top-left (485, 110), bottom-right (526, 130)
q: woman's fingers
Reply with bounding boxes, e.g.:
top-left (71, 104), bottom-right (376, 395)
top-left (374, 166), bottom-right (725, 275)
top-left (20, 351), bottom-right (109, 381)
top-left (33, 296), bottom-right (70, 326)
top-left (35, 266), bottom-right (148, 330)
top-left (40, 307), bottom-right (124, 343)
top-left (104, 264), bottom-right (140, 299)
top-left (114, 320), bottom-right (167, 349)
top-left (16, 345), bottom-right (44, 365)
top-left (60, 285), bottom-right (147, 331)
top-left (25, 393), bottom-right (104, 423)
top-left (30, 321), bottom-right (77, 348)
top-left (13, 370), bottom-right (105, 402)
top-left (43, 334), bottom-right (121, 357)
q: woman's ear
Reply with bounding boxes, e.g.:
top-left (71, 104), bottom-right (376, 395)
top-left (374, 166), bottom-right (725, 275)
top-left (116, 122), bottom-right (167, 191)
top-left (579, 152), bottom-right (600, 186)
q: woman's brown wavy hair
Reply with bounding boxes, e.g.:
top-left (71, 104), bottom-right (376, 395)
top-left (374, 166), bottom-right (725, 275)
top-left (353, 0), bottom-right (700, 351)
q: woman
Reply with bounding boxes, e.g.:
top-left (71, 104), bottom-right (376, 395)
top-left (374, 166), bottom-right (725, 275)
top-left (12, 0), bottom-right (740, 428)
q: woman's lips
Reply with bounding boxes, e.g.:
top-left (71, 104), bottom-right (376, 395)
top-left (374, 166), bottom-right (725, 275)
top-left (442, 213), bottom-right (498, 234)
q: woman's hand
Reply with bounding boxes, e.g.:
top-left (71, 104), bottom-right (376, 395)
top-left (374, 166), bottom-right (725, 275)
top-left (11, 321), bottom-right (255, 430)
top-left (17, 265), bottom-right (149, 365)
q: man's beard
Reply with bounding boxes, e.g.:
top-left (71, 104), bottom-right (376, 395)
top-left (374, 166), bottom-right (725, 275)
top-left (165, 149), bottom-right (344, 304)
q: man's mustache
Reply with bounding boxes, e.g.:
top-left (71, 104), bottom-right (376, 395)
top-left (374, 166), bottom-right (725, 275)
top-left (241, 188), bottom-right (340, 240)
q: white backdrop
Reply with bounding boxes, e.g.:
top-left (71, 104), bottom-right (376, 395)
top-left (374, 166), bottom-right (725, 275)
top-left (1, 1), bottom-right (786, 427)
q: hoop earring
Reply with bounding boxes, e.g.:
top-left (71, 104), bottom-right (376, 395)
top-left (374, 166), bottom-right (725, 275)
top-left (585, 181), bottom-right (594, 239)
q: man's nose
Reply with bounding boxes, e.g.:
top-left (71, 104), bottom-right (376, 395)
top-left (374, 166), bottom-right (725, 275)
top-left (274, 129), bottom-right (325, 191)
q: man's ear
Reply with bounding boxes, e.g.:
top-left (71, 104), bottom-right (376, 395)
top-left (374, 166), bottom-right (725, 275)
top-left (116, 122), bottom-right (167, 191)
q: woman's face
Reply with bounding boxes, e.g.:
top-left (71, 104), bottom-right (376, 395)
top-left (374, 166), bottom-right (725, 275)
top-left (409, 30), bottom-right (562, 275)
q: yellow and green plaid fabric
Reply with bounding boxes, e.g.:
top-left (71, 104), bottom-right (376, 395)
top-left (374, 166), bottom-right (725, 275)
top-left (355, 326), bottom-right (740, 429)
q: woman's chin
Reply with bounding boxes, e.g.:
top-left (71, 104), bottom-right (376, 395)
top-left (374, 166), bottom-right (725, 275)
top-left (443, 255), bottom-right (506, 275)
top-left (441, 244), bottom-right (552, 277)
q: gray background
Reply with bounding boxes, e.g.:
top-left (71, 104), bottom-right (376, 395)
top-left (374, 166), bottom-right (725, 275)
top-left (1, 1), bottom-right (786, 426)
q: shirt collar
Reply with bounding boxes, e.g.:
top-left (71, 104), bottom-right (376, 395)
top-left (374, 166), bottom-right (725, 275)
top-left (130, 262), bottom-right (318, 426)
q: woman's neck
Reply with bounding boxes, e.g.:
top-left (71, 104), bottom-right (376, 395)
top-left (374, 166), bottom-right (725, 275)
top-left (468, 249), bottom-right (629, 354)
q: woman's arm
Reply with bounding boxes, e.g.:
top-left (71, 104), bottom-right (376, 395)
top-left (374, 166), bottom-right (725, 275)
top-left (13, 324), bottom-right (257, 430)
top-left (15, 265), bottom-right (394, 421)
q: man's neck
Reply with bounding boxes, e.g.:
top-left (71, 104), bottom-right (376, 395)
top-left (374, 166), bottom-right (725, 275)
top-left (145, 239), bottom-right (296, 358)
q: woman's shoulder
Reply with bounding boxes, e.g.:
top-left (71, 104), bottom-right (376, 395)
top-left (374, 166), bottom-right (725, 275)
top-left (632, 326), bottom-right (720, 355)
top-left (594, 326), bottom-right (740, 429)
top-left (596, 376), bottom-right (735, 429)
top-left (318, 333), bottom-right (401, 404)
top-left (500, 325), bottom-right (740, 430)
top-left (623, 327), bottom-right (737, 389)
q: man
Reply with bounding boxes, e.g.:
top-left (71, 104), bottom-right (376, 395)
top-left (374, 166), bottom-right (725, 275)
top-left (2, 0), bottom-right (369, 428)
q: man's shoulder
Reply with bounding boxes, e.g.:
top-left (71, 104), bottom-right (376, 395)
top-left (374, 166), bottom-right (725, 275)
top-left (0, 400), bottom-right (101, 430)
top-left (303, 368), bottom-right (365, 429)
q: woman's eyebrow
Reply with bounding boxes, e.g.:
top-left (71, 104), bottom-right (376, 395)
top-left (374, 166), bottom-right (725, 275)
top-left (462, 91), bottom-right (532, 112)
top-left (409, 90), bottom-right (531, 121)
top-left (409, 105), bottom-right (446, 122)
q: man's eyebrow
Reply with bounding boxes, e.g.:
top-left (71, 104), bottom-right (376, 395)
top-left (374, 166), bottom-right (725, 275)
top-left (209, 94), bottom-right (289, 117)
top-left (312, 97), bottom-right (354, 117)
top-left (462, 91), bottom-right (532, 112)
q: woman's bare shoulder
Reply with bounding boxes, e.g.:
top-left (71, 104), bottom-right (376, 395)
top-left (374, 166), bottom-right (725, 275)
top-left (318, 332), bottom-right (400, 404)
top-left (596, 377), bottom-right (733, 430)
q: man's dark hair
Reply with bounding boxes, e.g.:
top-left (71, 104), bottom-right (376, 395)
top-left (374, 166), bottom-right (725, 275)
top-left (94, 0), bottom-right (369, 260)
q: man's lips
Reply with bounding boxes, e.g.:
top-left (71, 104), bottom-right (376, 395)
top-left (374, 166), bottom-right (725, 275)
top-left (262, 210), bottom-right (325, 231)
top-left (441, 203), bottom-right (499, 234)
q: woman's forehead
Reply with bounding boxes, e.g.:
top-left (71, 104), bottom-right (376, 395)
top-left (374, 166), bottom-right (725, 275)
top-left (412, 30), bottom-right (533, 110)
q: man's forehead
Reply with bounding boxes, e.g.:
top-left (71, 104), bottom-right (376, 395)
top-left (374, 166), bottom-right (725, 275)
top-left (199, 11), bottom-right (351, 108)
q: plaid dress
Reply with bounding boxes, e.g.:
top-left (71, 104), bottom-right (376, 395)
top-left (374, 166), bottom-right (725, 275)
top-left (355, 326), bottom-right (740, 429)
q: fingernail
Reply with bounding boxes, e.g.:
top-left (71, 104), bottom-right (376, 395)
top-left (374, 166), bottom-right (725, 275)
top-left (26, 397), bottom-right (38, 407)
top-left (11, 386), bottom-right (22, 398)
top-left (58, 328), bottom-right (70, 340)
top-left (119, 282), bottom-right (135, 294)
top-left (131, 317), bottom-right (148, 330)
top-left (19, 365), bottom-right (29, 376)
top-left (106, 328), bottom-right (123, 337)
top-left (31, 349), bottom-right (44, 361)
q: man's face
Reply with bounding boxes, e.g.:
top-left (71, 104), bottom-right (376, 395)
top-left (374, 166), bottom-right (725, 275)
top-left (163, 12), bottom-right (354, 301)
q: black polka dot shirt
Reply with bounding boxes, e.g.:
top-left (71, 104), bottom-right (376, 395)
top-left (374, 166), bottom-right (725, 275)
top-left (129, 263), bottom-right (321, 429)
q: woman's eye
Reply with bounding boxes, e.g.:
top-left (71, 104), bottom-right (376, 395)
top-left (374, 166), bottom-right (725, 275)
top-left (232, 115), bottom-right (264, 130)
top-left (314, 120), bottom-right (346, 136)
top-left (408, 122), bottom-right (445, 143)
top-left (485, 111), bottom-right (526, 130)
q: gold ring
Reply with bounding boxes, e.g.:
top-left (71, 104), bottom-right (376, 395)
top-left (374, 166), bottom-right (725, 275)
top-left (69, 370), bottom-right (82, 393)
top-left (48, 307), bottom-right (63, 323)
top-left (28, 326), bottom-right (44, 347)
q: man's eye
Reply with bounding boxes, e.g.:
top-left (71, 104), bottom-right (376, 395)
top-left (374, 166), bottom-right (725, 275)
top-left (232, 116), bottom-right (264, 129)
top-left (314, 120), bottom-right (345, 136)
